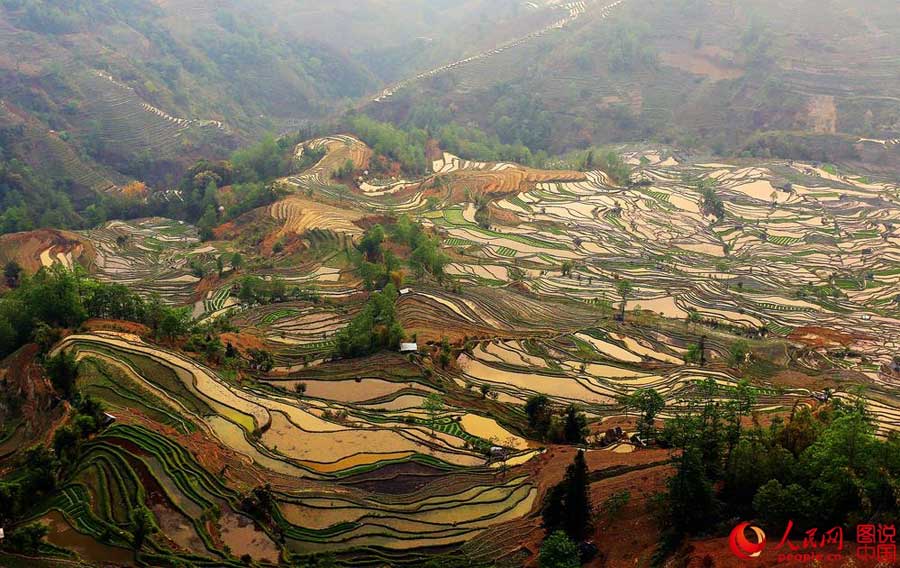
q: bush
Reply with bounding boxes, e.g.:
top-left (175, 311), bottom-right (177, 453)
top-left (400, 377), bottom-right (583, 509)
top-left (334, 284), bottom-right (404, 358)
top-left (4, 522), bottom-right (48, 553)
top-left (539, 531), bottom-right (580, 568)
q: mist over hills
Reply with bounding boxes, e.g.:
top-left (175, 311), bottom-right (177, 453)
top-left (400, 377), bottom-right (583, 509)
top-left (1, 3), bottom-right (900, 567)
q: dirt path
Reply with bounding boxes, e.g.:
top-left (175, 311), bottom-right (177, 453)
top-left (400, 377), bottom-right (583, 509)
top-left (368, 0), bottom-right (628, 104)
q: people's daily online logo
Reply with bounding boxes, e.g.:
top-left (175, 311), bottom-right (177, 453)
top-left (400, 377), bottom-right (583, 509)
top-left (729, 522), bottom-right (767, 560)
top-left (728, 520), bottom-right (897, 563)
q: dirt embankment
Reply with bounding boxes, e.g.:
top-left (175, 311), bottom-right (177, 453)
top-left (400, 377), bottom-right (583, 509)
top-left (83, 319), bottom-right (152, 336)
top-left (788, 326), bottom-right (857, 349)
top-left (515, 442), bottom-right (672, 567)
top-left (0, 228), bottom-right (94, 275)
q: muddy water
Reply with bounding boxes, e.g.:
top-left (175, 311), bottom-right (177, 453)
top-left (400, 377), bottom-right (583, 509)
top-left (42, 510), bottom-right (135, 566)
top-left (460, 356), bottom-right (613, 403)
top-left (286, 378), bottom-right (421, 402)
top-left (610, 333), bottom-right (682, 364)
top-left (459, 413), bottom-right (529, 448)
top-left (625, 296), bottom-right (687, 319)
top-left (150, 503), bottom-right (209, 556)
top-left (574, 333), bottom-right (642, 363)
top-left (207, 415), bottom-right (306, 476)
top-left (218, 512), bottom-right (280, 564)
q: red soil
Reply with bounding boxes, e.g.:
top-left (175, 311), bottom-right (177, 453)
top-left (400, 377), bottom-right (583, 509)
top-left (82, 318), bottom-right (151, 336)
top-left (513, 443), bottom-right (672, 567)
top-left (220, 332), bottom-right (267, 357)
top-left (788, 326), bottom-right (857, 348)
top-left (488, 203), bottom-right (522, 226)
top-left (0, 344), bottom-right (68, 468)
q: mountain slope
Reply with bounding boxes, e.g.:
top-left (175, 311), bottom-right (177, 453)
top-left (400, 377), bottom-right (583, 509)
top-left (365, 0), bottom-right (900, 166)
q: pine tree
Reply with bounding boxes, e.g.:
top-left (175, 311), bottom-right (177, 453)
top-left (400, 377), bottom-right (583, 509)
top-left (564, 450), bottom-right (593, 541)
top-left (563, 405), bottom-right (587, 444)
top-left (542, 450), bottom-right (593, 542)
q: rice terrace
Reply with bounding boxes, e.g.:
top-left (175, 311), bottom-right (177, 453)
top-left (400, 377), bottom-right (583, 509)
top-left (1, 0), bottom-right (899, 567)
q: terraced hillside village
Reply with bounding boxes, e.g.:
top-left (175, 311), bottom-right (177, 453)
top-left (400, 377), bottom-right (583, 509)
top-left (2, 0), bottom-right (900, 567)
top-left (1, 127), bottom-right (900, 567)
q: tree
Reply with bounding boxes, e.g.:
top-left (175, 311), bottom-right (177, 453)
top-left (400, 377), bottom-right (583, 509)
top-left (685, 343), bottom-right (702, 364)
top-left (422, 393), bottom-right (445, 437)
top-left (525, 394), bottom-right (553, 437)
top-left (20, 445), bottom-right (57, 493)
top-left (4, 260), bottom-right (22, 288)
top-left (129, 506), bottom-right (157, 554)
top-left (563, 405), bottom-right (588, 444)
top-left (53, 425), bottom-right (81, 464)
top-left (542, 450), bottom-right (593, 541)
top-left (32, 321), bottom-right (61, 353)
top-left (410, 238), bottom-right (448, 279)
top-left (700, 183), bottom-right (725, 221)
top-left (667, 444), bottom-right (719, 536)
top-left (359, 225), bottom-right (385, 262)
top-left (334, 284), bottom-right (404, 358)
top-left (728, 340), bottom-right (750, 367)
top-left (539, 531), bottom-right (580, 568)
top-left (0, 315), bottom-right (15, 357)
top-left (231, 252), bottom-right (243, 271)
top-left (197, 205), bottom-right (218, 241)
top-left (157, 307), bottom-right (192, 340)
top-left (4, 522), bottom-right (48, 553)
top-left (752, 479), bottom-right (812, 531)
top-left (231, 135), bottom-right (287, 183)
top-left (633, 388), bottom-right (665, 440)
top-left (337, 158), bottom-right (354, 179)
top-left (249, 348), bottom-right (274, 371)
top-left (616, 392), bottom-right (634, 417)
top-left (616, 279), bottom-right (633, 320)
top-left (564, 450), bottom-right (593, 540)
top-left (45, 349), bottom-right (79, 399)
top-left (0, 481), bottom-right (23, 524)
top-left (23, 265), bottom-right (88, 327)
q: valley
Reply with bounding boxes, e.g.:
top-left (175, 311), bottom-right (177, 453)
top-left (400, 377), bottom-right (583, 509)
top-left (1, 0), bottom-right (900, 566)
top-left (2, 132), bottom-right (899, 566)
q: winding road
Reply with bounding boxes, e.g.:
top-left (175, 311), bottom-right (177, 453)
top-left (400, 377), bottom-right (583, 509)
top-left (372, 0), bottom-right (628, 103)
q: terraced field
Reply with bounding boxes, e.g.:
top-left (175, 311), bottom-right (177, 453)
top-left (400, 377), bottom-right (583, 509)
top-left (9, 135), bottom-right (900, 565)
top-left (39, 329), bottom-right (542, 564)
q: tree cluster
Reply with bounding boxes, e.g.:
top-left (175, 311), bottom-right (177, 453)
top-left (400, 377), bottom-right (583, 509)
top-left (353, 216), bottom-right (448, 290)
top-left (578, 148), bottom-right (633, 184)
top-left (525, 395), bottom-right (588, 444)
top-left (334, 283), bottom-right (404, 359)
top-left (0, 265), bottom-right (192, 359)
top-left (699, 182), bottom-right (725, 221)
top-left (348, 115), bottom-right (428, 174)
top-left (656, 379), bottom-right (900, 558)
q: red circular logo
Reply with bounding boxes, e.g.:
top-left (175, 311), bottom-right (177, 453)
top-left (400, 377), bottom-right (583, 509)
top-left (729, 522), bottom-right (767, 559)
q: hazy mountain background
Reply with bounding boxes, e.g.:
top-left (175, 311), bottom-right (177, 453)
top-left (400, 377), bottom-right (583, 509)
top-left (1, 0), bottom-right (899, 231)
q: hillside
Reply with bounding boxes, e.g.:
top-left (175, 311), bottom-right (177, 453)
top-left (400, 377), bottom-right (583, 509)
top-left (0, 0), bottom-right (570, 180)
top-left (1, 134), bottom-right (898, 566)
top-left (366, 0), bottom-right (900, 167)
